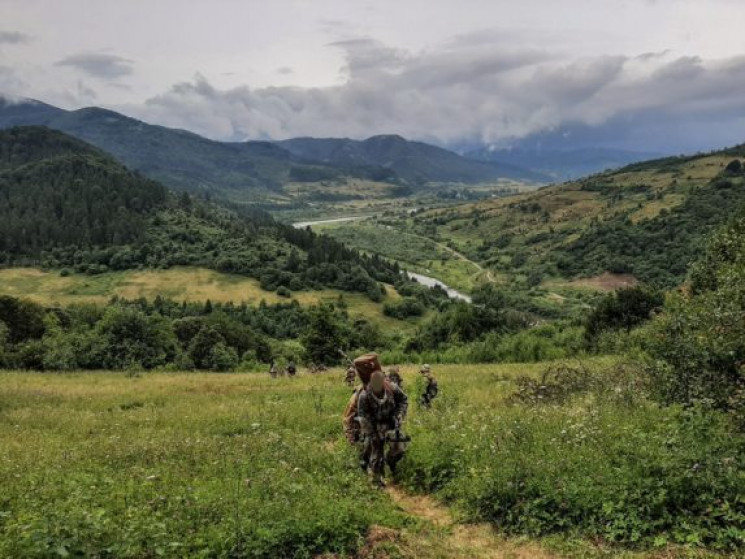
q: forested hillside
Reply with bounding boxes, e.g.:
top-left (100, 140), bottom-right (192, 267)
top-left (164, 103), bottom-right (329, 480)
top-left (0, 126), bottom-right (403, 300)
top-left (0, 98), bottom-right (544, 202)
top-left (413, 145), bottom-right (745, 287)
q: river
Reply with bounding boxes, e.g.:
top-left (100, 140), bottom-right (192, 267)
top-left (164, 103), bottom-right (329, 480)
top-left (292, 218), bottom-right (472, 303)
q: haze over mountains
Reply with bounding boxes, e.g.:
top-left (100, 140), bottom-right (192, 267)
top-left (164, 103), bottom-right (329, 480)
top-left (0, 96), bottom-right (554, 201)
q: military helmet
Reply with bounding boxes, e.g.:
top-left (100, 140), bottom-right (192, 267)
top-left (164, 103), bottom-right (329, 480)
top-left (354, 353), bottom-right (382, 385)
top-left (421, 364), bottom-right (431, 373)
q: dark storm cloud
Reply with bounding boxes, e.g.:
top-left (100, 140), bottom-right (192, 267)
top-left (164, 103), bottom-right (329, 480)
top-left (0, 30), bottom-right (31, 45)
top-left (55, 53), bottom-right (134, 79)
top-left (133, 37), bottom-right (745, 152)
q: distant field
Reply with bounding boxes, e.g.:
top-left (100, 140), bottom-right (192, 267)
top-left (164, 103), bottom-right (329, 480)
top-left (0, 267), bottom-right (413, 330)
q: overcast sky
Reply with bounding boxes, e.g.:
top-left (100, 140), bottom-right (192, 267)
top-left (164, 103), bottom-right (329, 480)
top-left (1, 0), bottom-right (745, 152)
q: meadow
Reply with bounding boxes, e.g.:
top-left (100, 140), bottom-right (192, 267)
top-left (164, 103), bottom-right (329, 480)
top-left (1, 361), bottom-right (740, 558)
top-left (0, 267), bottom-right (413, 333)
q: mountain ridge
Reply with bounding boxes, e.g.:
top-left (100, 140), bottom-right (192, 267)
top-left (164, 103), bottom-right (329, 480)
top-left (0, 96), bottom-right (547, 200)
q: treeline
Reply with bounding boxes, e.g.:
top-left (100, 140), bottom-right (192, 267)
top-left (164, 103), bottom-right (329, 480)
top-left (0, 294), bottom-right (396, 371)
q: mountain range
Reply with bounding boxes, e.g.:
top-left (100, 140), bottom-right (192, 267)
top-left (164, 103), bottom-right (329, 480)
top-left (0, 96), bottom-right (549, 202)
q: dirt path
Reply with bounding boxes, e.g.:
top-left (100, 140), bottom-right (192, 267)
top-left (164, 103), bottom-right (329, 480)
top-left (371, 486), bottom-right (556, 559)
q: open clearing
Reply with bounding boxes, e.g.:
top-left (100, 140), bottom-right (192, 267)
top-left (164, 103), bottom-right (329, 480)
top-left (0, 266), bottom-right (413, 330)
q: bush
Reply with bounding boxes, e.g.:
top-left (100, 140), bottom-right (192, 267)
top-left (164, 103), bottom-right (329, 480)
top-left (647, 211), bottom-right (745, 409)
top-left (585, 285), bottom-right (662, 345)
top-left (0, 295), bottom-right (46, 344)
top-left (95, 306), bottom-right (177, 369)
top-left (383, 297), bottom-right (425, 319)
top-left (399, 366), bottom-right (745, 550)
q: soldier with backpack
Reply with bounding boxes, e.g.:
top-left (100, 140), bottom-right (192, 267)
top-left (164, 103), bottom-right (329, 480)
top-left (355, 354), bottom-right (408, 487)
top-left (342, 353), bottom-right (409, 485)
top-left (269, 359), bottom-right (278, 379)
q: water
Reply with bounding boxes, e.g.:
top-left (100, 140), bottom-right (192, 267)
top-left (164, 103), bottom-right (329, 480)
top-left (405, 271), bottom-right (472, 303)
top-left (292, 217), bottom-right (472, 303)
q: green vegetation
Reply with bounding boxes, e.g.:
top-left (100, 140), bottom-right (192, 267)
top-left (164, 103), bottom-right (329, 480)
top-left (0, 371), bottom-right (409, 557)
top-left (399, 363), bottom-right (744, 550)
top-left (398, 148), bottom-right (745, 290)
top-left (0, 294), bottom-right (409, 371)
top-left (0, 127), bottom-right (406, 303)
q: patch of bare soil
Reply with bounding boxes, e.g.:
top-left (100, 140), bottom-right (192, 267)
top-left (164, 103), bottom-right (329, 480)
top-left (570, 272), bottom-right (638, 291)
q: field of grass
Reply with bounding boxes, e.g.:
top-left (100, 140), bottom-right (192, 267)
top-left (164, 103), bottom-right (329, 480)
top-left (1, 362), bottom-right (738, 557)
top-left (0, 267), bottom-right (414, 331)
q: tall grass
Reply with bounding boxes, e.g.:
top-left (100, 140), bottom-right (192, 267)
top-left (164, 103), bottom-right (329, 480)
top-left (0, 371), bottom-right (406, 557)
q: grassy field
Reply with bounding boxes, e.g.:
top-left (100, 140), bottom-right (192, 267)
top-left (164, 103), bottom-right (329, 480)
top-left (0, 362), bottom-right (736, 558)
top-left (0, 267), bottom-right (414, 331)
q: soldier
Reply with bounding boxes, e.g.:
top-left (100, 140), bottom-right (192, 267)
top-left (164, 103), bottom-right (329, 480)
top-left (344, 365), bottom-right (356, 386)
top-left (418, 364), bottom-right (438, 408)
top-left (342, 353), bottom-right (377, 464)
top-left (387, 366), bottom-right (403, 389)
top-left (286, 359), bottom-right (297, 377)
top-left (269, 359), bottom-right (278, 379)
top-left (357, 362), bottom-right (408, 488)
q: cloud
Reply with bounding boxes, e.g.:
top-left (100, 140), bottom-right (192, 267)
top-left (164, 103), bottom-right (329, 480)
top-left (129, 37), bottom-right (745, 152)
top-left (277, 66), bottom-right (294, 75)
top-left (0, 30), bottom-right (31, 45)
top-left (55, 53), bottom-right (133, 79)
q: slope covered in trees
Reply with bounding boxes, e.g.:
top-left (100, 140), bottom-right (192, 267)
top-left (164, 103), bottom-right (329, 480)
top-left (0, 126), bottom-right (403, 300)
top-left (407, 143), bottom-right (745, 287)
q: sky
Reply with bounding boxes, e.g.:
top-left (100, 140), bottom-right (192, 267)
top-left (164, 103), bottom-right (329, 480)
top-left (1, 0), bottom-right (745, 152)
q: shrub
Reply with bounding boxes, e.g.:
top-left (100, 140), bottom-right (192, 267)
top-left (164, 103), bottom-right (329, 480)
top-left (585, 286), bottom-right (663, 345)
top-left (383, 297), bottom-right (425, 319)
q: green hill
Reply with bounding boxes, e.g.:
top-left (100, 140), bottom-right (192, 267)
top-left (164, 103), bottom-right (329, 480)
top-left (362, 144), bottom-right (745, 288)
top-left (0, 126), bottom-right (403, 300)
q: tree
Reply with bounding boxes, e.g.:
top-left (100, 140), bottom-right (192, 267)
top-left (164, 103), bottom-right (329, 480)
top-left (724, 159), bottom-right (742, 176)
top-left (95, 306), bottom-right (177, 369)
top-left (0, 295), bottom-right (46, 344)
top-left (302, 304), bottom-right (346, 366)
top-left (648, 212), bottom-right (745, 410)
top-left (188, 325), bottom-right (237, 371)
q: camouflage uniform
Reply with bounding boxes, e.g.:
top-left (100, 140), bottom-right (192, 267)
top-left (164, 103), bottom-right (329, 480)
top-left (387, 367), bottom-right (403, 389)
top-left (344, 365), bottom-right (356, 386)
top-left (419, 365), bottom-right (438, 408)
top-left (358, 377), bottom-right (408, 486)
